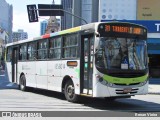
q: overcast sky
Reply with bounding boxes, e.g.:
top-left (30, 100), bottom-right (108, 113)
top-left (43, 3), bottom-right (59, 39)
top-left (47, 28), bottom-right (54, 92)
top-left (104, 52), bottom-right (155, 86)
top-left (6, 0), bottom-right (61, 39)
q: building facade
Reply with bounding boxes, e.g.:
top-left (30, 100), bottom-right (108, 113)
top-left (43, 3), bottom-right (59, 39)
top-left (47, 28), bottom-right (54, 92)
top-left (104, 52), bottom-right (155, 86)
top-left (45, 0), bottom-right (61, 34)
top-left (45, 17), bottom-right (60, 34)
top-left (61, 0), bottom-right (136, 29)
top-left (99, 0), bottom-right (136, 21)
top-left (61, 0), bottom-right (73, 30)
top-left (61, 0), bottom-right (98, 30)
top-left (0, 0), bottom-right (13, 43)
top-left (12, 29), bottom-right (28, 42)
top-left (0, 28), bottom-right (8, 67)
top-left (40, 20), bottom-right (48, 36)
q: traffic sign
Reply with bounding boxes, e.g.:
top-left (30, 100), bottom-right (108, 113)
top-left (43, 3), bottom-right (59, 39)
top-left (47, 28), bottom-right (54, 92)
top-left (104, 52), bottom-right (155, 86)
top-left (27, 5), bottom-right (38, 22)
top-left (38, 4), bottom-right (64, 16)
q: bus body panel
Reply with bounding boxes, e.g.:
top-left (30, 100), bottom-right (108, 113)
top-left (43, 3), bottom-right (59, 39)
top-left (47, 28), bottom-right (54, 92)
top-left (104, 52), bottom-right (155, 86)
top-left (25, 61), bottom-right (36, 88)
top-left (61, 60), bottom-right (81, 94)
top-left (18, 62), bottom-right (26, 81)
top-left (93, 81), bottom-right (148, 97)
top-left (6, 62), bottom-right (12, 82)
top-left (36, 61), bottom-right (48, 89)
top-left (47, 60), bottom-right (62, 92)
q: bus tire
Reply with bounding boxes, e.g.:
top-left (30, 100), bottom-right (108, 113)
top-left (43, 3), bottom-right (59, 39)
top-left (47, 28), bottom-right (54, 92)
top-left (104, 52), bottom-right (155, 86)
top-left (19, 75), bottom-right (27, 91)
top-left (64, 80), bottom-right (78, 103)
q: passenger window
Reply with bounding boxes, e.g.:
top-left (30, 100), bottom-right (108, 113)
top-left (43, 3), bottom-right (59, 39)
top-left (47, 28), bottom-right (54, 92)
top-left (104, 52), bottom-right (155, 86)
top-left (38, 40), bottom-right (48, 59)
top-left (6, 47), bottom-right (12, 62)
top-left (28, 42), bottom-right (36, 60)
top-left (19, 44), bottom-right (27, 61)
top-left (62, 34), bottom-right (78, 58)
top-left (49, 37), bottom-right (61, 59)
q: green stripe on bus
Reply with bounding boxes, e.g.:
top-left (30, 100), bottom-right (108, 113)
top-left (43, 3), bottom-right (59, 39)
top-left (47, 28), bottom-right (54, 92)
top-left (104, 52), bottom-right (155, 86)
top-left (75, 68), bottom-right (80, 79)
top-left (103, 74), bottom-right (148, 85)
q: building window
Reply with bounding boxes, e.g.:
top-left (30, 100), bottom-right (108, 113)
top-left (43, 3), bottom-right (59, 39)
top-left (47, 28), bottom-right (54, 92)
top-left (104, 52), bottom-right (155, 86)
top-left (49, 37), bottom-right (61, 59)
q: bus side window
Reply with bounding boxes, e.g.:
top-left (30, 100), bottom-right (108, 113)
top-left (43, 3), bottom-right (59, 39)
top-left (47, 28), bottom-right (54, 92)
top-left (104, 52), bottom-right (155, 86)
top-left (19, 53), bottom-right (22, 60)
top-left (49, 37), bottom-right (61, 59)
top-left (6, 47), bottom-right (12, 62)
top-left (62, 34), bottom-right (78, 59)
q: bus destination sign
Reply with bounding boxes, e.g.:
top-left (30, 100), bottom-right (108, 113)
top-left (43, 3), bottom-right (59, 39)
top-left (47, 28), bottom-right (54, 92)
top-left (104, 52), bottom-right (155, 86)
top-left (105, 25), bottom-right (144, 35)
top-left (98, 23), bottom-right (147, 39)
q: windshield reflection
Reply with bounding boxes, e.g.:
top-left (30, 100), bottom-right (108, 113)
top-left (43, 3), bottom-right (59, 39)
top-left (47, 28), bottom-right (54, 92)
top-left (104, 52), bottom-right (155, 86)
top-left (96, 37), bottom-right (147, 70)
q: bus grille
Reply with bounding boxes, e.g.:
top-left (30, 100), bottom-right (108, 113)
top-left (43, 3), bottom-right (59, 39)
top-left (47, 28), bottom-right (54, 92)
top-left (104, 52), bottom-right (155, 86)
top-left (109, 73), bottom-right (143, 78)
top-left (115, 88), bottom-right (138, 94)
top-left (114, 83), bottom-right (140, 86)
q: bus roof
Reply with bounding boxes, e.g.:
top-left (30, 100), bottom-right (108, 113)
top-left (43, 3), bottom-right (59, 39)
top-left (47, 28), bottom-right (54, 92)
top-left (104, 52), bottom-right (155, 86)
top-left (6, 26), bottom-right (82, 47)
top-left (6, 22), bottom-right (100, 47)
top-left (6, 21), bottom-right (147, 47)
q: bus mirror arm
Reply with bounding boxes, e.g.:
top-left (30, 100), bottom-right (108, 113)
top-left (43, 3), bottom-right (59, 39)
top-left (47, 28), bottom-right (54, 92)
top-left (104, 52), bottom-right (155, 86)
top-left (95, 32), bottom-right (100, 37)
top-left (94, 33), bottom-right (101, 55)
top-left (95, 48), bottom-right (100, 55)
top-left (34, 57), bottom-right (37, 60)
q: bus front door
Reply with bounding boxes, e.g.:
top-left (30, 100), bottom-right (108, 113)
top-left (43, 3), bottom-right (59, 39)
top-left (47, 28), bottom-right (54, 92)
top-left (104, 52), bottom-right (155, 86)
top-left (81, 35), bottom-right (94, 95)
top-left (12, 47), bottom-right (18, 83)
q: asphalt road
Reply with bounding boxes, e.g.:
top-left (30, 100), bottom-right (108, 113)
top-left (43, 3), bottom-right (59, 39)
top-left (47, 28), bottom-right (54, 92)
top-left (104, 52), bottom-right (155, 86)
top-left (0, 88), bottom-right (160, 112)
top-left (0, 70), bottom-right (160, 114)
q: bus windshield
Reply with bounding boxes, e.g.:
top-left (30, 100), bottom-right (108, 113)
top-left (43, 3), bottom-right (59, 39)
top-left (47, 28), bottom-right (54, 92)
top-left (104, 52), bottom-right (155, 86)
top-left (96, 37), bottom-right (147, 70)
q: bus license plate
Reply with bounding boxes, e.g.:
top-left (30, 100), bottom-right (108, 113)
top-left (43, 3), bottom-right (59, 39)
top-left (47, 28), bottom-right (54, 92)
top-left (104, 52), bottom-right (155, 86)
top-left (123, 88), bottom-right (132, 93)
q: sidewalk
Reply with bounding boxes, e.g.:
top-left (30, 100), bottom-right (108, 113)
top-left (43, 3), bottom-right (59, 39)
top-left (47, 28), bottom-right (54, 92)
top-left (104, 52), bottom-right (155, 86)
top-left (148, 85), bottom-right (160, 94)
top-left (0, 66), bottom-right (5, 74)
top-left (148, 78), bottom-right (160, 94)
top-left (0, 70), bottom-right (19, 89)
top-left (0, 82), bottom-right (19, 89)
top-left (0, 69), bottom-right (5, 75)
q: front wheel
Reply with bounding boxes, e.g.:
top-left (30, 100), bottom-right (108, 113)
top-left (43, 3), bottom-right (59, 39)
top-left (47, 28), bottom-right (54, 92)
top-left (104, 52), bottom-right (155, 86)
top-left (19, 75), bottom-right (27, 91)
top-left (64, 80), bottom-right (79, 102)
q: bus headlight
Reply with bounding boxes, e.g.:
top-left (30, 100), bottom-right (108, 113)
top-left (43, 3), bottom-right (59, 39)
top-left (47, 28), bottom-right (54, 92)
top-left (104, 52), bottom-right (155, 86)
top-left (140, 80), bottom-right (148, 86)
top-left (99, 77), bottom-right (108, 85)
top-left (108, 83), bottom-right (113, 87)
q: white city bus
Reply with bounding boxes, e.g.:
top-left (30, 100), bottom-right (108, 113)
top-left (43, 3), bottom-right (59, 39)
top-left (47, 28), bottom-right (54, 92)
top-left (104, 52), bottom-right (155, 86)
top-left (6, 22), bottom-right (148, 102)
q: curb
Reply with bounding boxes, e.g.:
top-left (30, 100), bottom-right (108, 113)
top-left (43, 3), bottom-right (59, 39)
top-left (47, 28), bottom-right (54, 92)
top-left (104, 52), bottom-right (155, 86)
top-left (148, 92), bottom-right (160, 95)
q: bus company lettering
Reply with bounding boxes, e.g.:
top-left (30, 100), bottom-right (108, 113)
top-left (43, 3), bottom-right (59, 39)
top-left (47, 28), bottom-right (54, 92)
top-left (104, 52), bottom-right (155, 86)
top-left (155, 23), bottom-right (160, 31)
top-left (55, 64), bottom-right (65, 69)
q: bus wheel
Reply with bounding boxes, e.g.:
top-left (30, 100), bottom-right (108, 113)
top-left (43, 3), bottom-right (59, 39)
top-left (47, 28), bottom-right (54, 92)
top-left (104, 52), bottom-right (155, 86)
top-left (19, 75), bottom-right (27, 91)
top-left (64, 80), bottom-right (78, 102)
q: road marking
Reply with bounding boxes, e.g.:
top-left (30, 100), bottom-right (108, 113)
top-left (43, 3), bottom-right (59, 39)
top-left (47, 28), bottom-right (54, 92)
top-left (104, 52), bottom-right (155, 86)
top-left (6, 83), bottom-right (15, 87)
